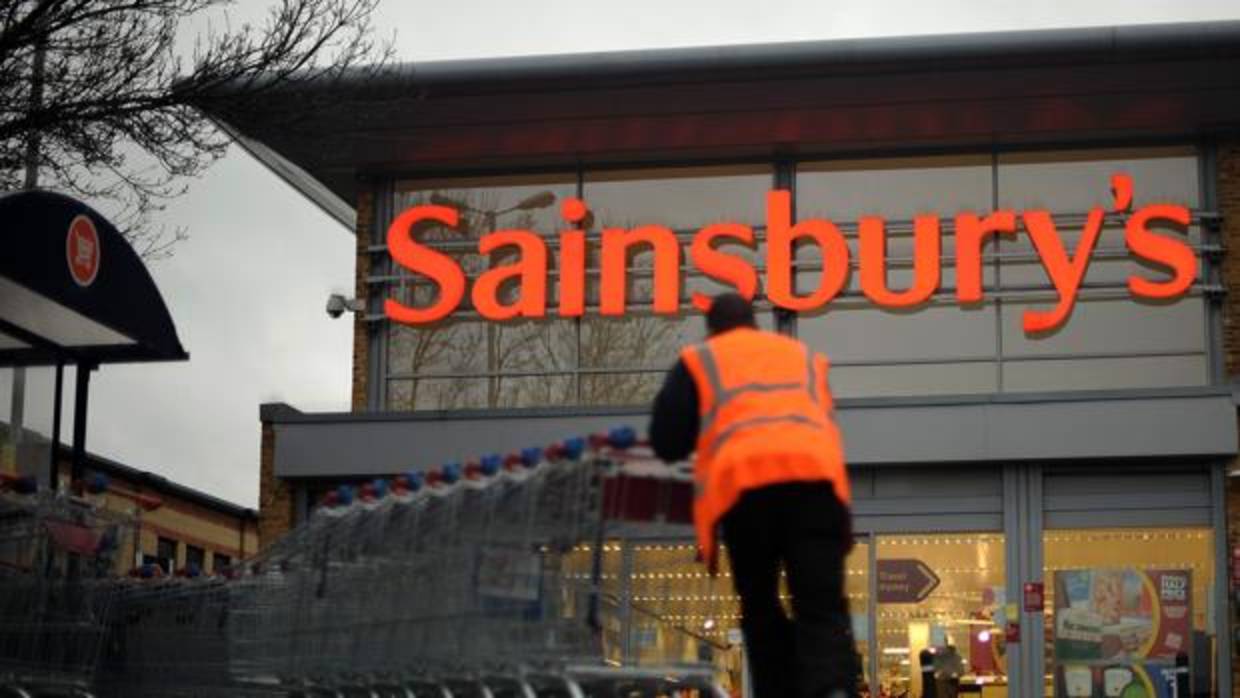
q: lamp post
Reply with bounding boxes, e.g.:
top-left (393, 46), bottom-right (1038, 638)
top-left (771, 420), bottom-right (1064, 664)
top-left (424, 190), bottom-right (557, 408)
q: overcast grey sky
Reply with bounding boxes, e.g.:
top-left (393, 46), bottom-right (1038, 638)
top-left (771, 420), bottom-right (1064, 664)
top-left (5, 0), bottom-right (1240, 507)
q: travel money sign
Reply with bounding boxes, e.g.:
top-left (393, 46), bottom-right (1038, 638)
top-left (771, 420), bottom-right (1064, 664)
top-left (385, 173), bottom-right (1196, 334)
top-left (877, 559), bottom-right (941, 603)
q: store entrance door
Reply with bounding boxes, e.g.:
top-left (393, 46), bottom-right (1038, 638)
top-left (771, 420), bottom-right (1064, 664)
top-left (870, 533), bottom-right (1008, 698)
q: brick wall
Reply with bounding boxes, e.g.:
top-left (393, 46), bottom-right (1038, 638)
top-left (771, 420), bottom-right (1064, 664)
top-left (1219, 139), bottom-right (1240, 696)
top-left (257, 419), bottom-right (293, 550)
top-left (353, 189), bottom-right (373, 411)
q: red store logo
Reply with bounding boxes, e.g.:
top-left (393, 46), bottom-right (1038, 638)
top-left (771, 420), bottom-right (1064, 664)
top-left (66, 214), bottom-right (100, 287)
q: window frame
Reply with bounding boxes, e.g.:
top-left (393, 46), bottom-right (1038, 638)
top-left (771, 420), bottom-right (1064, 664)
top-left (369, 143), bottom-right (1222, 412)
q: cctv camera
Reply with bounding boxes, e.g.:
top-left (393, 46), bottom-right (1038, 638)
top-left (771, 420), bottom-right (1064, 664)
top-left (326, 293), bottom-right (347, 319)
top-left (326, 294), bottom-right (365, 319)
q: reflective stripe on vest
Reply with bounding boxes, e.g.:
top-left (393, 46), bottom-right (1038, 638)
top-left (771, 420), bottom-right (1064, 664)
top-left (693, 341), bottom-right (827, 464)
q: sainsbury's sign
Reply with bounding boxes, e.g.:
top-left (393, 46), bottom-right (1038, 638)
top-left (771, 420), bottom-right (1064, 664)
top-left (385, 173), bottom-right (1196, 334)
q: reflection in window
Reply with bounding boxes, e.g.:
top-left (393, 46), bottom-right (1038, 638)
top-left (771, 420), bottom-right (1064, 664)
top-left (586, 539), bottom-right (869, 695)
top-left (381, 149), bottom-right (1214, 409)
top-left (387, 176), bottom-right (576, 410)
top-left (384, 168), bottom-right (777, 410)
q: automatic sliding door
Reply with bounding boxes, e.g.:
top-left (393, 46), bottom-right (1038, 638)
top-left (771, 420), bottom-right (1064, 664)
top-left (875, 533), bottom-right (1008, 697)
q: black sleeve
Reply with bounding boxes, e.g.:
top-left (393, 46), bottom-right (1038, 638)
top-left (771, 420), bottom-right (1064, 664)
top-left (648, 359), bottom-right (700, 463)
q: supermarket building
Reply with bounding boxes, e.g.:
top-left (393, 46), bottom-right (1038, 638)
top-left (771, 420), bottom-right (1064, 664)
top-left (210, 21), bottom-right (1240, 697)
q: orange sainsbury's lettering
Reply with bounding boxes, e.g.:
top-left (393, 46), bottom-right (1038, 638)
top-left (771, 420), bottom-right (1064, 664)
top-left (859, 215), bottom-right (941, 307)
top-left (385, 204), bottom-right (467, 324)
top-left (382, 176), bottom-right (1200, 334)
top-left (1021, 209), bottom-right (1105, 333)
top-left (690, 222), bottom-right (758, 312)
top-left (955, 210), bottom-right (1017, 303)
top-left (558, 230), bottom-right (586, 317)
top-left (472, 230), bottom-right (548, 320)
top-left (1126, 203), bottom-right (1196, 299)
top-left (766, 190), bottom-right (849, 311)
top-left (600, 225), bottom-right (681, 315)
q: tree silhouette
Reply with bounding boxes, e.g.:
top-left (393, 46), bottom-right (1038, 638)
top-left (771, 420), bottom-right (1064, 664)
top-left (0, 0), bottom-right (390, 256)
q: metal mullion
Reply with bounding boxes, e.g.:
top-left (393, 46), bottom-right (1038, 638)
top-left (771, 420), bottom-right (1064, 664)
top-left (387, 366), bottom-right (669, 381)
top-left (866, 535), bottom-right (878, 698)
top-left (388, 348), bottom-right (1213, 379)
top-left (776, 159), bottom-right (797, 337)
top-left (370, 179), bottom-right (395, 411)
top-left (363, 244), bottom-right (1218, 287)
top-left (992, 151), bottom-right (1005, 393)
top-left (363, 211), bottom-right (1221, 255)
top-left (393, 225), bottom-right (773, 254)
top-left (1211, 462), bottom-right (1231, 698)
top-left (1199, 142), bottom-right (1225, 385)
top-left (575, 166), bottom-right (585, 405)
top-left (367, 285), bottom-right (1213, 322)
top-left (1024, 465), bottom-right (1045, 698)
top-left (1002, 463), bottom-right (1024, 696)
top-left (1000, 348), bottom-right (1205, 364)
top-left (388, 368), bottom-right (577, 381)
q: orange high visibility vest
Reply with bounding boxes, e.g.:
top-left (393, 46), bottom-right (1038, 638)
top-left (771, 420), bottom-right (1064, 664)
top-left (681, 327), bottom-right (850, 572)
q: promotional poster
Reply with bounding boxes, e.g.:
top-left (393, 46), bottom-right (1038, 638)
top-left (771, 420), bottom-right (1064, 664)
top-left (1053, 569), bottom-right (1192, 698)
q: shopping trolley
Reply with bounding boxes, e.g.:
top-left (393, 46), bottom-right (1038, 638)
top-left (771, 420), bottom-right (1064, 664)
top-left (0, 476), bottom-right (136, 697)
top-left (95, 428), bottom-right (729, 697)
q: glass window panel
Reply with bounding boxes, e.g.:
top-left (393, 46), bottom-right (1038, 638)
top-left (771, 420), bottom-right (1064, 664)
top-left (387, 320), bottom-right (486, 376)
top-left (1001, 355), bottom-right (1208, 393)
top-left (997, 147), bottom-right (1200, 210)
top-left (493, 319), bottom-right (576, 373)
top-left (798, 155), bottom-right (994, 220)
top-left (830, 363), bottom-right (997, 399)
top-left (494, 375), bottom-right (575, 408)
top-left (562, 542), bottom-right (625, 666)
top-left (622, 538), bottom-right (870, 694)
top-left (585, 165), bottom-right (772, 231)
top-left (580, 315), bottom-right (701, 370)
top-left (395, 174), bottom-right (577, 240)
top-left (388, 377), bottom-right (487, 411)
top-left (185, 545), bottom-right (204, 571)
top-left (799, 305), bottom-right (997, 363)
top-left (1044, 527), bottom-right (1216, 698)
top-left (579, 371), bottom-right (666, 407)
top-left (1001, 298), bottom-right (1207, 358)
top-left (876, 533), bottom-right (1007, 697)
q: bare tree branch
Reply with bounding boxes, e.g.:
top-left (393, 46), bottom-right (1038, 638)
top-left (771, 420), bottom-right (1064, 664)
top-left (0, 0), bottom-right (391, 257)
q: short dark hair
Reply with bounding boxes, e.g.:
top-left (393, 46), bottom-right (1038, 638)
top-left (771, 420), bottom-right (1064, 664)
top-left (706, 293), bottom-right (757, 335)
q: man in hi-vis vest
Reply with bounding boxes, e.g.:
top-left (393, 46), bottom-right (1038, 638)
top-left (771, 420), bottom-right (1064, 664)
top-left (649, 293), bottom-right (860, 698)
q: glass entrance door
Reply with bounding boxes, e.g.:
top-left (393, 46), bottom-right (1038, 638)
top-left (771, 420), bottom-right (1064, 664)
top-left (872, 533), bottom-right (1008, 698)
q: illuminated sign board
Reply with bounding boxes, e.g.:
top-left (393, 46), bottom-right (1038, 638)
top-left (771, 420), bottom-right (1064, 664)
top-left (385, 173), bottom-right (1195, 334)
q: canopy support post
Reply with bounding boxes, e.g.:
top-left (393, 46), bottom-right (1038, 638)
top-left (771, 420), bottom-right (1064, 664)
top-left (71, 362), bottom-right (95, 486)
top-left (48, 360), bottom-right (63, 489)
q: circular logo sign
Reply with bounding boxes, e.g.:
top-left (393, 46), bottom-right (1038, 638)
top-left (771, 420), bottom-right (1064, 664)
top-left (66, 214), bottom-right (100, 287)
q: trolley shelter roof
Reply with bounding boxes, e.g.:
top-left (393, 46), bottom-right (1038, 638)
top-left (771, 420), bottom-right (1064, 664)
top-left (195, 20), bottom-right (1240, 228)
top-left (0, 190), bottom-right (188, 367)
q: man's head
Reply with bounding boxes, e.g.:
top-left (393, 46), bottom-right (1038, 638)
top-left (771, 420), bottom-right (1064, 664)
top-left (706, 293), bottom-right (757, 336)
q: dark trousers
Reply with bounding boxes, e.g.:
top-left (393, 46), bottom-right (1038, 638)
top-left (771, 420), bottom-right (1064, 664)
top-left (721, 481), bottom-right (861, 698)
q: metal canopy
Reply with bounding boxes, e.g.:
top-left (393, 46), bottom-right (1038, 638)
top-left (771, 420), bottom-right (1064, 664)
top-left (1, 190), bottom-right (188, 488)
top-left (0, 190), bottom-right (188, 367)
